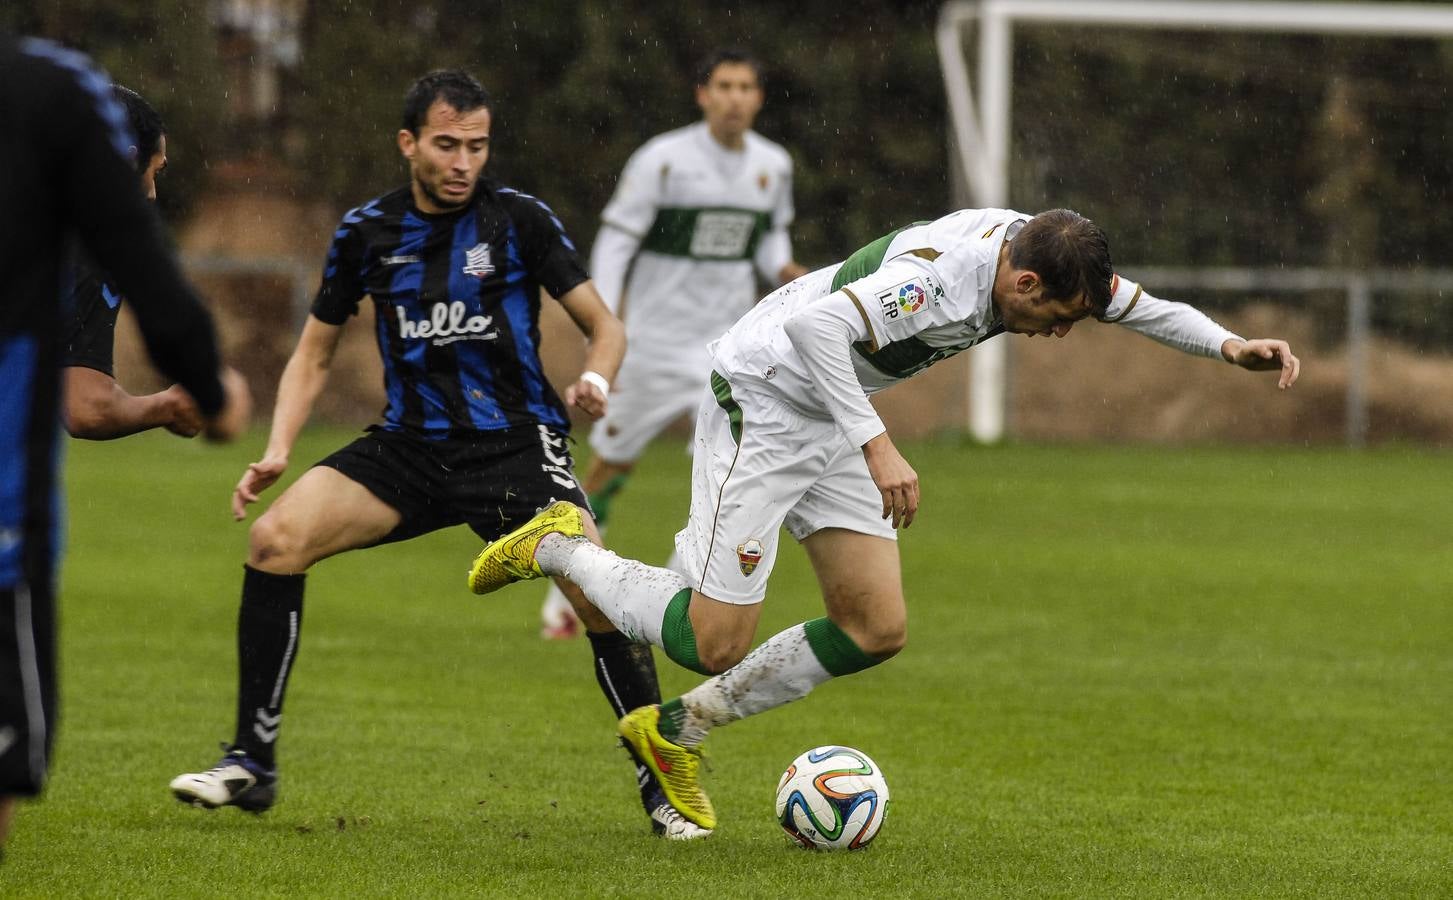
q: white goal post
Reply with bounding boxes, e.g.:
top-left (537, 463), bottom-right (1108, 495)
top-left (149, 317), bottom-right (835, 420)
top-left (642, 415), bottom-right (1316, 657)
top-left (936, 0), bottom-right (1453, 444)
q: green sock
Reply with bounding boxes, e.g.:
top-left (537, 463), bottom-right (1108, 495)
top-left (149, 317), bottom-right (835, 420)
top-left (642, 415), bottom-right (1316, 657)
top-left (803, 617), bottom-right (881, 675)
top-left (660, 589), bottom-right (711, 675)
top-left (657, 698), bottom-right (688, 741)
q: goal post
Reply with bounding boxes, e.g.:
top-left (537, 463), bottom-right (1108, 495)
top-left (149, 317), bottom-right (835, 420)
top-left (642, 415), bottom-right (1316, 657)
top-left (936, 0), bottom-right (1453, 444)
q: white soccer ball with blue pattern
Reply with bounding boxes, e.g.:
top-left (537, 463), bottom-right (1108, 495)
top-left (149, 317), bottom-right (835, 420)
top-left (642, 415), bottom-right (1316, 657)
top-left (774, 745), bottom-right (889, 850)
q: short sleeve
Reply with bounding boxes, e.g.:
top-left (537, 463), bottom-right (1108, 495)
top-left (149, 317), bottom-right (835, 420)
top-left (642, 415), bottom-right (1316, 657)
top-left (62, 268), bottom-right (119, 375)
top-left (310, 216), bottom-right (367, 325)
top-left (1097, 273), bottom-right (1144, 323)
top-left (508, 192), bottom-right (589, 299)
top-left (837, 253), bottom-right (970, 351)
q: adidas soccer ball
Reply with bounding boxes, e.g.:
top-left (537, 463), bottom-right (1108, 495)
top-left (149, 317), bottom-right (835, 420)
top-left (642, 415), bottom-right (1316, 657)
top-left (774, 745), bottom-right (889, 850)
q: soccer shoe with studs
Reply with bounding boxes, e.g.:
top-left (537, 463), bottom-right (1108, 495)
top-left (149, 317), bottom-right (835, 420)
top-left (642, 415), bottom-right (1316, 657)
top-left (169, 748), bottom-right (277, 813)
top-left (618, 705), bottom-right (716, 831)
top-left (467, 500), bottom-right (584, 595)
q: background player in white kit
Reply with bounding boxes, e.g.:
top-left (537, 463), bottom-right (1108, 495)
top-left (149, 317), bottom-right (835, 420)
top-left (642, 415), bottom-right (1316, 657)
top-left (539, 48), bottom-right (807, 638)
top-left (473, 207), bottom-right (1301, 831)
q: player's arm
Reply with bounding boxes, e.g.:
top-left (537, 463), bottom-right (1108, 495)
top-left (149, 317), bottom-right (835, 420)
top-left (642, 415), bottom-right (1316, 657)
top-left (63, 367), bottom-right (202, 440)
top-left (589, 225), bottom-right (642, 318)
top-left (1105, 284), bottom-right (1300, 389)
top-left (591, 144), bottom-right (664, 315)
top-left (783, 292), bottom-right (919, 529)
top-left (555, 281), bottom-right (626, 420)
top-left (231, 316), bottom-right (343, 519)
top-left (754, 160), bottom-right (807, 287)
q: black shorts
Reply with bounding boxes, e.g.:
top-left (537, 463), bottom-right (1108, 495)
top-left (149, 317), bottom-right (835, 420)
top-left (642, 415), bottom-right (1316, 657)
top-left (0, 578), bottom-right (55, 797)
top-left (316, 425), bottom-right (591, 545)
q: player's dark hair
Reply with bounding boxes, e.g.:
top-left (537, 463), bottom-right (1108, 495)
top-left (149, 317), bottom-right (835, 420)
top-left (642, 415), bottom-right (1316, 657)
top-left (402, 70), bottom-right (492, 135)
top-left (696, 48), bottom-right (764, 88)
top-left (112, 84), bottom-right (164, 171)
top-left (1011, 209), bottom-right (1113, 315)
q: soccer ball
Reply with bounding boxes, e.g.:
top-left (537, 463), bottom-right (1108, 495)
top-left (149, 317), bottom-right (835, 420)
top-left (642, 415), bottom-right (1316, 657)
top-left (774, 745), bottom-right (889, 850)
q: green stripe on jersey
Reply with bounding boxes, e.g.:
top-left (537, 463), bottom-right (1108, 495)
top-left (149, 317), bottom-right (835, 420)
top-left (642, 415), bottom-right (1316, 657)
top-left (710, 371), bottom-right (743, 445)
top-left (829, 221), bottom-right (930, 292)
top-left (640, 207), bottom-right (771, 260)
top-left (852, 336), bottom-right (976, 379)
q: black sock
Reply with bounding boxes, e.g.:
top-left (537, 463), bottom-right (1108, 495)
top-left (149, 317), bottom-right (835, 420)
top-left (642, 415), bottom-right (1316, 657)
top-left (586, 629), bottom-right (662, 808)
top-left (232, 565), bottom-right (304, 770)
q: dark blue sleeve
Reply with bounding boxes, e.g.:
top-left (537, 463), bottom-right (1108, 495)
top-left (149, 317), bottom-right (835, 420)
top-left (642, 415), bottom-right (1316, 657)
top-left (506, 191), bottom-right (590, 299)
top-left (61, 247), bottom-right (119, 376)
top-left (309, 214), bottom-right (367, 325)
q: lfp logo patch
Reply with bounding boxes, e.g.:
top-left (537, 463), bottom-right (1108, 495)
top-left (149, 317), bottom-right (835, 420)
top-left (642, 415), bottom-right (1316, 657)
top-left (877, 278), bottom-right (933, 321)
top-left (897, 282), bottom-right (927, 315)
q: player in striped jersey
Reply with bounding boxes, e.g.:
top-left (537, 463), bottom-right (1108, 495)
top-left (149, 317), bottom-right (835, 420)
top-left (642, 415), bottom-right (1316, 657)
top-left (61, 85), bottom-right (206, 440)
top-left (469, 207), bottom-right (1300, 831)
top-left (170, 70), bottom-right (705, 839)
top-left (538, 49), bottom-right (806, 639)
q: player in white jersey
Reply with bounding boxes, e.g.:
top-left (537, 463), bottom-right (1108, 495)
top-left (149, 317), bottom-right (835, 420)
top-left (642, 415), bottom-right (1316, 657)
top-left (473, 208), bottom-right (1300, 831)
top-left (539, 49), bottom-right (806, 638)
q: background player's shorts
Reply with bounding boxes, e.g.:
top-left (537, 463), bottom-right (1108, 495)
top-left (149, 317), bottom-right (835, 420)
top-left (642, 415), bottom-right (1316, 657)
top-left (316, 424), bottom-right (590, 544)
top-left (588, 349), bottom-right (711, 464)
top-left (673, 374), bottom-right (896, 605)
top-left (0, 578), bottom-right (55, 797)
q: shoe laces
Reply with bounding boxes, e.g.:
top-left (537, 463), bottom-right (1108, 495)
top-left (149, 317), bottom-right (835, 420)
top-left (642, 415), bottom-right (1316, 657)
top-left (204, 743), bottom-right (260, 777)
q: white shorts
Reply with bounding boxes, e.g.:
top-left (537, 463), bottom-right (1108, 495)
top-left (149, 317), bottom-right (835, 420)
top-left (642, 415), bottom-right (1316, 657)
top-left (673, 373), bottom-right (896, 605)
top-left (589, 351), bottom-right (710, 464)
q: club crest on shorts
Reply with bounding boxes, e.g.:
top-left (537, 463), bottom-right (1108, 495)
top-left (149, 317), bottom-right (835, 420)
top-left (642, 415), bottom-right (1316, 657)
top-left (737, 538), bottom-right (764, 576)
top-left (462, 242), bottom-right (494, 278)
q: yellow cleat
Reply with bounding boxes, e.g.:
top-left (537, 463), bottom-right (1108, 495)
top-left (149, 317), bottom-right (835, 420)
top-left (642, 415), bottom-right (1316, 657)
top-left (467, 500), bottom-right (584, 595)
top-left (619, 705), bottom-right (716, 831)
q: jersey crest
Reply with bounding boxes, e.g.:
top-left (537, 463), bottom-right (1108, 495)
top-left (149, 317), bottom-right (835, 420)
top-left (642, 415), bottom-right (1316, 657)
top-left (462, 242), bottom-right (494, 278)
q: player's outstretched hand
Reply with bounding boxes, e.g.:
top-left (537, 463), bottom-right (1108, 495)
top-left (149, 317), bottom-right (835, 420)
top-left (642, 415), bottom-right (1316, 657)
top-left (1228, 338), bottom-right (1300, 389)
top-left (233, 454), bottom-right (287, 520)
top-left (204, 367), bottom-right (253, 442)
top-left (862, 432), bottom-right (920, 529)
top-left (565, 376), bottom-right (608, 420)
top-left (161, 385), bottom-right (205, 437)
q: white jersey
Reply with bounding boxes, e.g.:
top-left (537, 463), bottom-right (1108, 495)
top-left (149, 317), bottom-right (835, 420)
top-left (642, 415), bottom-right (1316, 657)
top-left (591, 122), bottom-right (796, 356)
top-left (712, 208), bottom-right (1243, 447)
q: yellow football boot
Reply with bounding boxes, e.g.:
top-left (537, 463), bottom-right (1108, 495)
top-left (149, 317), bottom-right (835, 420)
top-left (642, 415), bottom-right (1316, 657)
top-left (618, 705), bottom-right (716, 831)
top-left (467, 500), bottom-right (584, 594)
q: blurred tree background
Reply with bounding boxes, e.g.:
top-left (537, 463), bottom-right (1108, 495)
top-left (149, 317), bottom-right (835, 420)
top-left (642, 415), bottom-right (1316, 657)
top-left (5, 0), bottom-right (1450, 341)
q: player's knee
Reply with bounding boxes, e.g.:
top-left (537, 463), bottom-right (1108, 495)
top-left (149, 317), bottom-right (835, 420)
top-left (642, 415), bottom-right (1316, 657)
top-left (834, 612), bottom-right (906, 661)
top-left (694, 627), bottom-right (753, 674)
top-left (696, 640), bottom-right (749, 675)
top-left (856, 619), bottom-right (907, 660)
top-left (248, 513), bottom-right (307, 572)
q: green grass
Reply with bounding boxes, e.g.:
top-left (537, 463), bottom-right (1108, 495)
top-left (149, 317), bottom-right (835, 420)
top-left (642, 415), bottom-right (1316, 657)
top-left (7, 429), bottom-right (1451, 897)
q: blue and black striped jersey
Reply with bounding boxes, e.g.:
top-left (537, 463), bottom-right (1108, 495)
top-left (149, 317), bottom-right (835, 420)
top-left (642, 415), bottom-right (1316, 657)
top-left (61, 248), bottom-right (122, 377)
top-left (312, 180), bottom-right (589, 438)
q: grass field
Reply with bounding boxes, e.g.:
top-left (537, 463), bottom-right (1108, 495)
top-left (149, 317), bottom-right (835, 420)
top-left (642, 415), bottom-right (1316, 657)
top-left (6, 427), bottom-right (1451, 897)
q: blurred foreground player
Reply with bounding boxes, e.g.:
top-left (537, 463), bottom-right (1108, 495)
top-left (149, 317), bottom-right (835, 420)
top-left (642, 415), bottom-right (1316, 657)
top-left (0, 36), bottom-right (249, 855)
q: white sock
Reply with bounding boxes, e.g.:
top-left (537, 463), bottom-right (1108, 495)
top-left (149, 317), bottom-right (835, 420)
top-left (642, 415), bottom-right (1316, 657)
top-left (674, 623), bottom-right (831, 746)
top-left (539, 534), bottom-right (686, 646)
